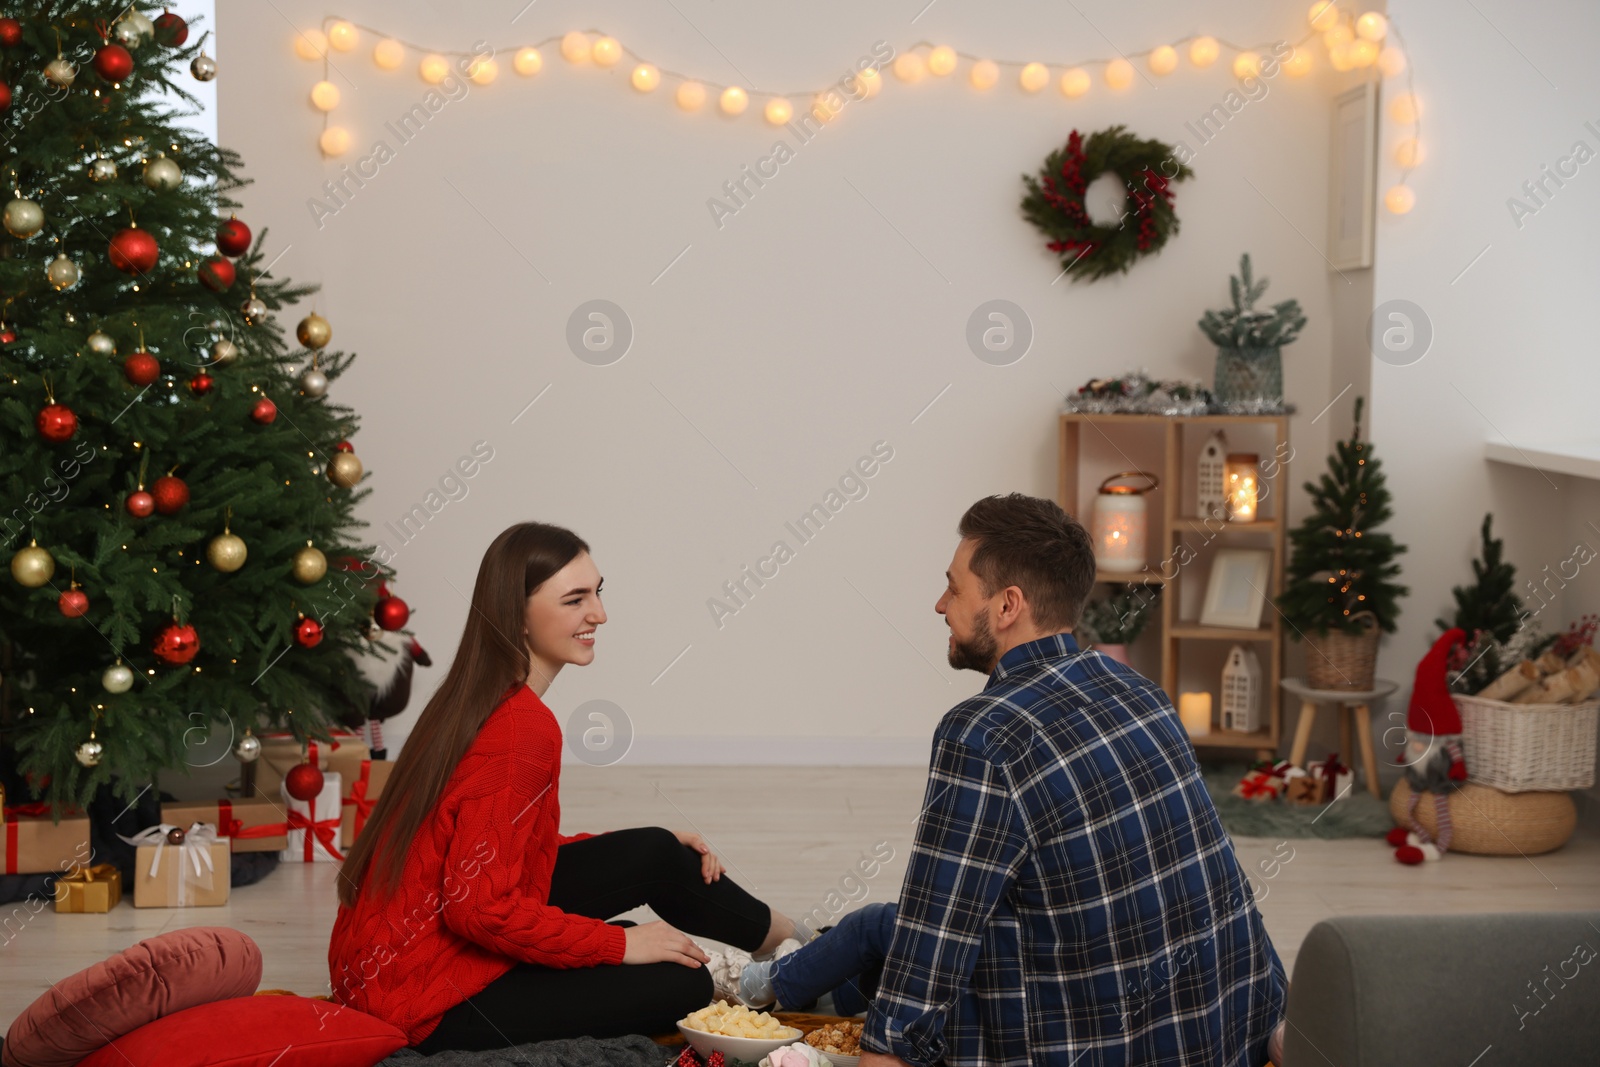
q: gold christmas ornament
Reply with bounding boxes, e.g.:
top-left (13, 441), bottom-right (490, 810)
top-left (296, 312), bottom-right (331, 349)
top-left (235, 729), bottom-right (261, 762)
top-left (143, 154), bottom-right (182, 192)
top-left (3, 198), bottom-right (44, 238)
top-left (327, 452), bottom-right (364, 488)
top-left (76, 734), bottom-right (104, 767)
top-left (46, 254), bottom-right (80, 290)
top-left (292, 544), bottom-right (328, 583)
top-left (90, 157), bottom-right (118, 182)
top-left (191, 52), bottom-right (217, 81)
top-left (88, 330), bottom-right (116, 356)
top-left (211, 337), bottom-right (240, 365)
top-left (241, 295), bottom-right (268, 324)
top-left (102, 662), bottom-right (135, 693)
top-left (44, 58), bottom-right (77, 87)
top-left (11, 539), bottom-right (55, 587)
top-left (206, 530), bottom-right (247, 572)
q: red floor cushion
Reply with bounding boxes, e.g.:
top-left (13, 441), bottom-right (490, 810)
top-left (74, 995), bottom-right (406, 1067)
top-left (1, 926), bottom-right (261, 1067)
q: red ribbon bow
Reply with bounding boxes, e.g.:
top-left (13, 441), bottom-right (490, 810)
top-left (285, 808), bottom-right (344, 862)
top-left (1237, 773), bottom-right (1281, 800)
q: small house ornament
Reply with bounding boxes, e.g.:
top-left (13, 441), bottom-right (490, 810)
top-left (1221, 644), bottom-right (1264, 732)
top-left (1197, 431), bottom-right (1228, 520)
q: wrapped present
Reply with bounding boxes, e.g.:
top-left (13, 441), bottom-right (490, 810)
top-left (1232, 760), bottom-right (1291, 802)
top-left (1309, 753), bottom-right (1354, 801)
top-left (254, 731), bottom-right (369, 800)
top-left (281, 771), bottom-right (344, 863)
top-left (163, 795), bottom-right (289, 853)
top-left (340, 759), bottom-right (393, 847)
top-left (120, 823), bottom-right (230, 908)
top-left (1284, 775), bottom-right (1329, 805)
top-left (4, 801), bottom-right (92, 875)
top-left (54, 863), bottom-right (123, 912)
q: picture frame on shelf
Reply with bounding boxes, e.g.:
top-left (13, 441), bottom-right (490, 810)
top-left (1200, 547), bottom-right (1273, 629)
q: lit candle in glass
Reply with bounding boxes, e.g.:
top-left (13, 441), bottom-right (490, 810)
top-left (1226, 453), bottom-right (1260, 523)
top-left (1092, 471), bottom-right (1159, 574)
top-left (1179, 692), bottom-right (1212, 736)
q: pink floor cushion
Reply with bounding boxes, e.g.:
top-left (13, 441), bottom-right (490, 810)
top-left (73, 995), bottom-right (407, 1067)
top-left (1, 926), bottom-right (262, 1067)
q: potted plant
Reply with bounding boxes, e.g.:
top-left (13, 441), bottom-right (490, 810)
top-left (1276, 398), bottom-right (1408, 689)
top-left (1198, 253), bottom-right (1306, 409)
top-left (1078, 586), bottom-right (1161, 666)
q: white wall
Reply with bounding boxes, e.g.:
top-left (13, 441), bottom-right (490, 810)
top-left (215, 0), bottom-right (1353, 763)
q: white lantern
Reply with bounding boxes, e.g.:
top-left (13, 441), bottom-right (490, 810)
top-left (1221, 644), bottom-right (1264, 733)
top-left (1092, 471), bottom-right (1159, 574)
top-left (1197, 431), bottom-right (1228, 521)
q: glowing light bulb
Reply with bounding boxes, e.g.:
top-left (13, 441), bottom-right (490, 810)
top-left (631, 63), bottom-right (659, 91)
top-left (1189, 36), bottom-right (1219, 67)
top-left (561, 32), bottom-right (591, 63)
top-left (319, 126), bottom-right (349, 156)
top-left (1350, 39), bottom-right (1378, 66)
top-left (856, 67), bottom-right (883, 97)
top-left (969, 59), bottom-right (998, 89)
top-left (765, 98), bottom-right (792, 124)
top-left (1356, 12), bottom-right (1389, 40)
top-left (1377, 46), bottom-right (1407, 77)
top-left (1148, 45), bottom-right (1178, 75)
top-left (676, 81), bottom-right (706, 110)
top-left (892, 52), bottom-right (922, 82)
top-left (468, 56), bottom-right (498, 84)
top-left (1020, 62), bottom-right (1049, 92)
top-left (1394, 137), bottom-right (1424, 168)
top-left (592, 37), bottom-right (621, 67)
top-left (294, 28), bottom-right (328, 60)
top-left (1309, 2), bottom-right (1339, 32)
top-left (1233, 51), bottom-right (1261, 79)
top-left (1329, 42), bottom-right (1355, 71)
top-left (1105, 58), bottom-right (1134, 89)
top-left (515, 47), bottom-right (543, 76)
top-left (1384, 184), bottom-right (1415, 214)
top-left (1284, 48), bottom-right (1313, 77)
top-left (928, 46), bottom-right (957, 76)
top-left (1060, 67), bottom-right (1090, 97)
top-left (720, 86), bottom-right (748, 114)
top-left (1324, 23), bottom-right (1354, 49)
top-left (327, 20), bottom-right (357, 52)
top-left (373, 39), bottom-right (404, 70)
top-left (1389, 92), bottom-right (1421, 124)
top-left (310, 80), bottom-right (340, 110)
top-left (419, 54), bottom-right (449, 84)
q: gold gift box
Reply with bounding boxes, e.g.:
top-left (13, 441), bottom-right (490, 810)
top-left (131, 841), bottom-right (231, 908)
top-left (54, 863), bottom-right (123, 912)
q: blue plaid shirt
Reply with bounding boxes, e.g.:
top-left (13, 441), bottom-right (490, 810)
top-left (861, 633), bottom-right (1286, 1067)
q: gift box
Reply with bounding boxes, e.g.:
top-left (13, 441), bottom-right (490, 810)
top-left (254, 731), bottom-right (369, 801)
top-left (163, 795), bottom-right (289, 853)
top-left (121, 824), bottom-right (230, 908)
top-left (1309, 754), bottom-right (1353, 801)
top-left (53, 863), bottom-right (123, 912)
top-left (340, 759), bottom-right (393, 847)
top-left (3, 802), bottom-right (91, 875)
top-left (1284, 775), bottom-right (1329, 805)
top-left (281, 771), bottom-right (344, 863)
top-left (1232, 759), bottom-right (1291, 802)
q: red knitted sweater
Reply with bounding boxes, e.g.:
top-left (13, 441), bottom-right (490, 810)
top-left (327, 683), bottom-right (626, 1045)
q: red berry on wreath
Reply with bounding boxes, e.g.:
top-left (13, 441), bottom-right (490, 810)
top-left (108, 225), bottom-right (159, 274)
top-left (151, 475), bottom-right (189, 514)
top-left (93, 43), bottom-right (133, 82)
top-left (251, 397), bottom-right (277, 424)
top-left (285, 762), bottom-right (324, 801)
top-left (198, 255), bottom-right (235, 291)
top-left (0, 18), bottom-right (20, 48)
top-left (153, 621), bottom-right (200, 664)
top-left (58, 586), bottom-right (89, 618)
top-left (36, 403), bottom-right (77, 442)
top-left (124, 350), bottom-right (160, 386)
top-left (215, 216), bottom-right (251, 257)
top-left (126, 490), bottom-right (155, 518)
top-left (154, 10), bottom-right (189, 47)
top-left (189, 372), bottom-right (215, 397)
top-left (295, 616), bottom-right (324, 648)
top-left (374, 596), bottom-right (409, 631)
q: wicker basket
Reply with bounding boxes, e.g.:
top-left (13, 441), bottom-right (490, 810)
top-left (1303, 611), bottom-right (1379, 691)
top-left (1389, 780), bottom-right (1576, 855)
top-left (1453, 693), bottom-right (1598, 792)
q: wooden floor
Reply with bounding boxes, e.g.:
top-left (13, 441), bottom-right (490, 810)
top-left (5, 766), bottom-right (1599, 1030)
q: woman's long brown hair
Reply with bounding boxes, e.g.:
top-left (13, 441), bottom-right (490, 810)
top-left (336, 522), bottom-right (590, 909)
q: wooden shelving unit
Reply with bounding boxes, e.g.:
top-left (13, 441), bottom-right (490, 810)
top-left (1060, 412), bottom-right (1290, 758)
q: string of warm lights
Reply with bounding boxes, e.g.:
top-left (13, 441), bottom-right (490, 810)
top-left (296, 1), bottom-right (1422, 213)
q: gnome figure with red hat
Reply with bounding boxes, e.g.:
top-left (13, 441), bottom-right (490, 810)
top-left (1386, 627), bottom-right (1470, 863)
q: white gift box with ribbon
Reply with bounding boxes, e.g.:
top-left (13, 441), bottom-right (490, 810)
top-left (280, 770), bottom-right (345, 863)
top-left (119, 822), bottom-right (229, 907)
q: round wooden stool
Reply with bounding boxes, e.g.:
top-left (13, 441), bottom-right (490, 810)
top-left (1281, 677), bottom-right (1398, 799)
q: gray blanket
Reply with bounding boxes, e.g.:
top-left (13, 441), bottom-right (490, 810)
top-left (380, 1034), bottom-right (673, 1066)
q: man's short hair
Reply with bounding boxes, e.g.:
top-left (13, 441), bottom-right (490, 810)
top-left (957, 493), bottom-right (1097, 631)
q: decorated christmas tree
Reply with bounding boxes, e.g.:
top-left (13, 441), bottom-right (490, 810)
top-left (1438, 514), bottom-right (1529, 693)
top-left (0, 3), bottom-right (404, 812)
top-left (1276, 398), bottom-right (1408, 636)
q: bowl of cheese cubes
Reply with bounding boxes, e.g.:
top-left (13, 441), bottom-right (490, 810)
top-left (678, 1000), bottom-right (804, 1061)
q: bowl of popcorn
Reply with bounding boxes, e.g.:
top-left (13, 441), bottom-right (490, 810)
top-left (678, 1000), bottom-right (805, 1062)
top-left (801, 1019), bottom-right (863, 1067)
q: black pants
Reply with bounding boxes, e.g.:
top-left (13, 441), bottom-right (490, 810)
top-left (413, 826), bottom-right (772, 1053)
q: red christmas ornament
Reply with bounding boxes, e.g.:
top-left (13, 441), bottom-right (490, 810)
top-left (153, 621), bottom-right (200, 665)
top-left (93, 43), bottom-right (133, 81)
top-left (285, 762), bottom-right (324, 801)
top-left (0, 82), bottom-right (12, 111)
top-left (36, 403), bottom-right (77, 442)
top-left (334, 440), bottom-right (354, 452)
top-left (188, 373), bottom-right (215, 397)
top-left (124, 351), bottom-right (160, 386)
top-left (154, 11), bottom-right (189, 46)
top-left (0, 18), bottom-right (20, 47)
top-left (0, 327), bottom-right (15, 344)
top-left (197, 256), bottom-right (235, 291)
top-left (215, 217), bottom-right (252, 257)
top-left (374, 596), bottom-right (410, 631)
top-left (251, 397), bottom-right (277, 424)
top-left (151, 475), bottom-right (189, 515)
top-left (294, 616), bottom-right (324, 648)
top-left (108, 226), bottom-right (159, 274)
top-left (58, 587), bottom-right (89, 618)
top-left (126, 490), bottom-right (155, 518)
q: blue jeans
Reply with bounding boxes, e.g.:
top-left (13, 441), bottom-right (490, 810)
top-left (772, 902), bottom-right (898, 1015)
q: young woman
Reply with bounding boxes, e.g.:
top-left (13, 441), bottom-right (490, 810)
top-left (329, 522), bottom-right (810, 1052)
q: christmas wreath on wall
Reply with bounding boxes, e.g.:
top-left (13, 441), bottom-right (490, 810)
top-left (1021, 125), bottom-right (1194, 283)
